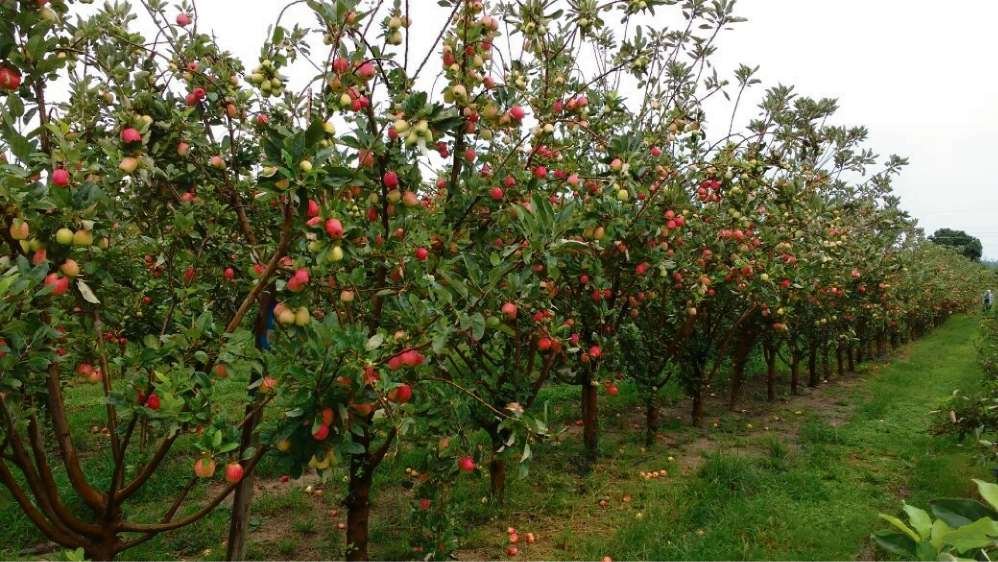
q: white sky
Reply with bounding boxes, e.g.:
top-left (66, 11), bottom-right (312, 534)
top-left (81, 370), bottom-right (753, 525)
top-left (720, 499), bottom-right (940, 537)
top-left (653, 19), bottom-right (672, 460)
top-left (707, 1), bottom-right (998, 259)
top-left (77, 0), bottom-right (998, 258)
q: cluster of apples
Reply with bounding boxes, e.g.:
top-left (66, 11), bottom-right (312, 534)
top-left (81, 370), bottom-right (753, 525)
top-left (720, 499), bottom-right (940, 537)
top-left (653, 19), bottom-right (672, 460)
top-left (503, 527), bottom-right (537, 557)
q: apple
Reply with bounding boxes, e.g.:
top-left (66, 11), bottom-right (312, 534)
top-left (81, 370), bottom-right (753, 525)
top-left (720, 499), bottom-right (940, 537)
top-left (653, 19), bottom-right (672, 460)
top-left (501, 302), bottom-right (518, 320)
top-left (224, 462), bottom-right (244, 484)
top-left (223, 267), bottom-right (235, 281)
top-left (44, 273), bottom-right (70, 296)
top-left (255, 113), bottom-right (270, 126)
top-left (294, 307), bottom-right (311, 326)
top-left (0, 65), bottom-right (22, 91)
top-left (212, 364), bottom-right (228, 378)
top-left (120, 128), bottom-right (142, 143)
top-left (145, 393), bottom-right (161, 410)
top-left (356, 61), bottom-right (376, 80)
top-left (650, 146), bottom-right (662, 157)
top-left (119, 156), bottom-right (139, 174)
top-left (51, 168), bottom-right (71, 187)
top-left (458, 456), bottom-right (476, 473)
top-left (489, 186), bottom-right (504, 200)
top-left (176, 12), bottom-right (191, 26)
top-left (340, 289), bottom-right (355, 303)
top-left (312, 423), bottom-right (330, 441)
top-left (60, 259), bottom-right (80, 278)
top-left (388, 383), bottom-right (413, 404)
top-left (177, 142), bottom-right (190, 156)
top-left (606, 383), bottom-right (619, 396)
top-left (508, 105), bottom-right (526, 121)
top-left (418, 498), bottom-right (431, 510)
top-left (72, 229), bottom-right (93, 247)
top-left (325, 218), bottom-right (344, 238)
top-left (414, 247), bottom-right (429, 261)
top-left (209, 155), bottom-right (225, 169)
top-left (506, 546), bottom-right (519, 557)
top-left (9, 219), bottom-right (29, 241)
top-left (194, 457), bottom-right (216, 478)
top-left (383, 170), bottom-right (399, 189)
top-left (299, 159), bottom-right (313, 172)
top-left (328, 245), bottom-right (344, 262)
top-left (332, 57), bottom-right (350, 74)
top-left (307, 199), bottom-right (320, 218)
top-left (55, 228), bottom-right (73, 245)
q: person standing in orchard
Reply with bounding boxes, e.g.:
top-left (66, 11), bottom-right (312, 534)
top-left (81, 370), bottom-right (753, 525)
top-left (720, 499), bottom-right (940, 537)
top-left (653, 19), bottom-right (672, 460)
top-left (985, 289), bottom-right (994, 313)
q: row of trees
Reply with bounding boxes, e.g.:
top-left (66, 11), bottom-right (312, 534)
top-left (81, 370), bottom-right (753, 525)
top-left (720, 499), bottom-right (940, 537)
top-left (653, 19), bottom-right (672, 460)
top-left (0, 0), bottom-right (988, 559)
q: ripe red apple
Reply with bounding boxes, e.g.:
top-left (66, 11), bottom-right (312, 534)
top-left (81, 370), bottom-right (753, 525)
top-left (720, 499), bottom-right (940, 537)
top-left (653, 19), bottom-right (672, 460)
top-left (588, 345), bottom-right (602, 359)
top-left (0, 65), bottom-right (22, 91)
top-left (145, 393), bottom-right (161, 410)
top-left (388, 383), bottom-right (413, 404)
top-left (312, 423), bottom-right (330, 441)
top-left (650, 146), bottom-right (662, 157)
top-left (606, 383), bottom-right (619, 396)
top-left (332, 57), bottom-right (350, 74)
top-left (532, 166), bottom-right (547, 179)
top-left (120, 127), bottom-right (142, 143)
top-left (175, 12), bottom-right (191, 26)
top-left (418, 498), bottom-right (431, 510)
top-left (324, 217), bottom-right (345, 238)
top-left (508, 105), bottom-right (526, 121)
top-left (51, 168), bottom-right (70, 187)
top-left (458, 456), bottom-right (476, 473)
top-left (224, 462), bottom-right (244, 484)
top-left (501, 302), bottom-right (518, 320)
top-left (383, 170), bottom-right (399, 189)
top-left (176, 141), bottom-right (190, 156)
top-left (194, 457), bottom-right (216, 478)
top-left (489, 186), bottom-right (504, 200)
top-left (223, 267), bottom-right (235, 281)
top-left (506, 546), bottom-right (519, 556)
top-left (44, 273), bottom-right (70, 296)
top-left (414, 246), bottom-right (429, 261)
top-left (355, 61), bottom-right (376, 80)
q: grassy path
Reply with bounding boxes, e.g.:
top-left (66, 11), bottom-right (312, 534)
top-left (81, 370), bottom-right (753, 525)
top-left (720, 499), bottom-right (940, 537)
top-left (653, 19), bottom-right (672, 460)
top-left (467, 314), bottom-right (988, 561)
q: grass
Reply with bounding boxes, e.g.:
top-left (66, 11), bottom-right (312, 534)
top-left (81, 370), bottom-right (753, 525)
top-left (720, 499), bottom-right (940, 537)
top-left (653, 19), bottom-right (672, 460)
top-left (0, 314), bottom-right (989, 560)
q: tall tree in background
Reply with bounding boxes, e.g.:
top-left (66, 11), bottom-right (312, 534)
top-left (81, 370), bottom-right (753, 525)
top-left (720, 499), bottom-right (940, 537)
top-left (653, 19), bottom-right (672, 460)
top-left (930, 228), bottom-right (983, 261)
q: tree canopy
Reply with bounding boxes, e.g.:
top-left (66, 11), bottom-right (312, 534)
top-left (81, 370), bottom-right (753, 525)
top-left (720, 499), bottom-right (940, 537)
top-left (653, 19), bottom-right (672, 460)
top-left (930, 228), bottom-right (983, 261)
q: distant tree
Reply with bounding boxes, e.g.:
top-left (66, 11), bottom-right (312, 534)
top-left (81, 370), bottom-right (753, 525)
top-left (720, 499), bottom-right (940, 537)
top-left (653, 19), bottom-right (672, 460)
top-left (930, 228), bottom-right (983, 261)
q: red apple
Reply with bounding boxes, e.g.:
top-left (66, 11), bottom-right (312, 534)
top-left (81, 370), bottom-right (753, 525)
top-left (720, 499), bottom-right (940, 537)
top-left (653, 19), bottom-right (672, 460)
top-left (51, 168), bottom-right (70, 187)
top-left (175, 12), bottom-right (191, 26)
top-left (120, 127), bottom-right (142, 143)
top-left (224, 462), bottom-right (244, 484)
top-left (0, 65), bottom-right (22, 91)
top-left (145, 393), bottom-right (161, 410)
top-left (383, 170), bottom-right (399, 189)
top-left (458, 456), bottom-right (476, 473)
top-left (414, 247), bottom-right (429, 261)
top-left (388, 383), bottom-right (413, 404)
top-left (501, 302), bottom-right (518, 320)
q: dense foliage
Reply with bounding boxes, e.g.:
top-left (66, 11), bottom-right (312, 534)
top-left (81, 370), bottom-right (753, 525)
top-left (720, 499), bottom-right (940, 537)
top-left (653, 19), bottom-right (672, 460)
top-left (0, 0), bottom-right (991, 560)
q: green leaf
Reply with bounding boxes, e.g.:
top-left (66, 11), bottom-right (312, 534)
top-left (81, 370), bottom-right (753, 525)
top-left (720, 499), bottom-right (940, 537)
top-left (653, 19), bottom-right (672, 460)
top-left (930, 518), bottom-right (953, 551)
top-left (871, 531), bottom-right (916, 557)
top-left (942, 517), bottom-right (998, 553)
top-left (903, 503), bottom-right (933, 539)
top-left (973, 479), bottom-right (998, 512)
top-left (931, 498), bottom-right (995, 528)
top-left (878, 513), bottom-right (921, 542)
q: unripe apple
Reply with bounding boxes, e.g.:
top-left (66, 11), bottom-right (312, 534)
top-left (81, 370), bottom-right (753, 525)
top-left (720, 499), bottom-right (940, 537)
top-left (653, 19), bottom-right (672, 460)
top-left (72, 229), bottom-right (93, 247)
top-left (54, 228), bottom-right (73, 245)
top-left (328, 245), bottom-right (344, 262)
top-left (294, 307), bottom-right (311, 326)
top-left (60, 259), bottom-right (80, 278)
top-left (299, 159), bottom-right (313, 172)
top-left (340, 290), bottom-right (355, 303)
top-left (194, 457), bottom-right (216, 478)
top-left (119, 157), bottom-right (139, 174)
top-left (9, 220), bottom-right (29, 241)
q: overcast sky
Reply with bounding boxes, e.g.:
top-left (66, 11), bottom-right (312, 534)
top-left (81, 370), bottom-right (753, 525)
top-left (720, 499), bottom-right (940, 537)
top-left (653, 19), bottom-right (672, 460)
top-left (98, 0), bottom-right (998, 258)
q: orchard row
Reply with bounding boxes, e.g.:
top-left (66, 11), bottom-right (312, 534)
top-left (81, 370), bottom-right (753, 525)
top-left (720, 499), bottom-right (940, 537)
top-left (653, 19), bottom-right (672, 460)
top-left (0, 0), bottom-right (986, 560)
